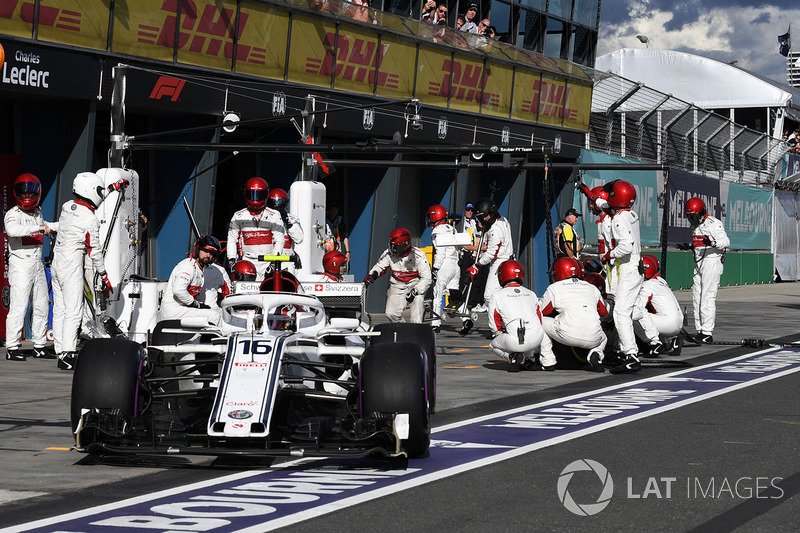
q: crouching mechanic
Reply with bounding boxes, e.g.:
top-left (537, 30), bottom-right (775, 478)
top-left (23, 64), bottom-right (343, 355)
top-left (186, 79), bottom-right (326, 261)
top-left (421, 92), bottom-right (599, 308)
top-left (52, 172), bottom-right (127, 370)
top-left (362, 228), bottom-right (432, 323)
top-left (4, 173), bottom-right (58, 361)
top-left (634, 254), bottom-right (683, 356)
top-left (538, 258), bottom-right (609, 373)
top-left (678, 197), bottom-right (729, 344)
top-left (427, 204), bottom-right (460, 333)
top-left (316, 250), bottom-right (347, 282)
top-left (159, 235), bottom-right (224, 326)
top-left (488, 260), bottom-right (549, 372)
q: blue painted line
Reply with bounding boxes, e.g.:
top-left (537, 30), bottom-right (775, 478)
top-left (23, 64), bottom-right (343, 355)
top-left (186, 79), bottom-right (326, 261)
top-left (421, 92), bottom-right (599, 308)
top-left (12, 347), bottom-right (800, 532)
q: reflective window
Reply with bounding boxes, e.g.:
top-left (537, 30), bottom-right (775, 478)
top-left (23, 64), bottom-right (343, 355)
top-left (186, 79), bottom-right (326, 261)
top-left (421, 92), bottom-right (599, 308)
top-left (547, 0), bottom-right (571, 19)
top-left (517, 9), bottom-right (543, 52)
top-left (520, 0), bottom-right (545, 10)
top-left (571, 25), bottom-right (592, 65)
top-left (490, 0), bottom-right (511, 34)
top-left (573, 0), bottom-right (597, 27)
top-left (544, 17), bottom-right (565, 59)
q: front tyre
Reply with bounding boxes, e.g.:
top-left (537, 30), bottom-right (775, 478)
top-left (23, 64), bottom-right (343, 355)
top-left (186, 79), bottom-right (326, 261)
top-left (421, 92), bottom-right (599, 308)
top-left (371, 323), bottom-right (436, 413)
top-left (360, 342), bottom-right (430, 458)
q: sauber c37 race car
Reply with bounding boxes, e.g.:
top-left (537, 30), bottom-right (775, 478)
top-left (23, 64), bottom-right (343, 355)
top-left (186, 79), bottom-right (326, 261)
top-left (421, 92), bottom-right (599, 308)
top-left (70, 268), bottom-right (436, 459)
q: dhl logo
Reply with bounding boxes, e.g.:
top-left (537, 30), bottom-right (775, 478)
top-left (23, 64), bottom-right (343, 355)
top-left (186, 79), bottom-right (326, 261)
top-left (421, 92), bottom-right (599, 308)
top-left (520, 79), bottom-right (579, 122)
top-left (306, 32), bottom-right (398, 89)
top-left (0, 0), bottom-right (81, 31)
top-left (137, 0), bottom-right (266, 65)
top-left (428, 59), bottom-right (499, 108)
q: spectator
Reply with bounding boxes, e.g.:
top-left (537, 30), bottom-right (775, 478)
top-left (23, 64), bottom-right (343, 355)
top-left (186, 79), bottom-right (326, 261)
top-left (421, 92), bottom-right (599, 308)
top-left (455, 14), bottom-right (465, 30)
top-left (421, 0), bottom-right (436, 20)
top-left (423, 1), bottom-right (448, 24)
top-left (462, 2), bottom-right (479, 33)
top-left (554, 208), bottom-right (581, 259)
top-left (477, 17), bottom-right (491, 34)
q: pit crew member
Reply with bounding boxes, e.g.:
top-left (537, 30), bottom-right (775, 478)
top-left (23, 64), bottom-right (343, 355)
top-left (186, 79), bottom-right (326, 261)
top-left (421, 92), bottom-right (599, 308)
top-left (159, 235), bottom-right (224, 325)
top-left (427, 204), bottom-right (460, 333)
top-left (634, 254), bottom-right (683, 355)
top-left (362, 228), bottom-right (432, 323)
top-left (268, 188), bottom-right (304, 274)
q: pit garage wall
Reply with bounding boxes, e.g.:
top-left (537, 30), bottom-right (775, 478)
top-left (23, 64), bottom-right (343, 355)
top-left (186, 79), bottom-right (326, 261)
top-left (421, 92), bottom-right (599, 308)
top-left (578, 150), bottom-right (773, 290)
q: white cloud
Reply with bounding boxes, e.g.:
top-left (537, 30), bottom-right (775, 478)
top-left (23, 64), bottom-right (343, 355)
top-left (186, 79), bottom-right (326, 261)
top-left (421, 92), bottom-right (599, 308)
top-left (598, 5), bottom-right (800, 84)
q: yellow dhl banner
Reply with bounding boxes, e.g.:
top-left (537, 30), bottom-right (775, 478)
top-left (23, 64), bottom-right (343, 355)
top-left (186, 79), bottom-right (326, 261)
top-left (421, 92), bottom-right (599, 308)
top-left (113, 0), bottom-right (181, 62)
top-left (375, 34), bottom-right (414, 99)
top-left (235, 2), bottom-right (288, 81)
top-left (287, 15), bottom-right (335, 87)
top-left (0, 0), bottom-right (109, 49)
top-left (481, 61), bottom-right (512, 118)
top-left (512, 69), bottom-right (590, 129)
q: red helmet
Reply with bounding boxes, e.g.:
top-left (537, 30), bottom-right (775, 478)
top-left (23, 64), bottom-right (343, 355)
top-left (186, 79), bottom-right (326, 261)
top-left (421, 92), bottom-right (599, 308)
top-left (583, 272), bottom-right (607, 297)
top-left (589, 186), bottom-right (609, 215)
top-left (426, 204), bottom-right (448, 227)
top-left (244, 177), bottom-right (269, 212)
top-left (192, 235), bottom-right (222, 259)
top-left (389, 228), bottom-right (412, 257)
top-left (552, 257), bottom-right (584, 281)
top-left (267, 188), bottom-right (289, 211)
top-left (606, 180), bottom-right (637, 210)
top-left (323, 250), bottom-right (347, 276)
top-left (232, 260), bottom-right (257, 281)
top-left (497, 260), bottom-right (524, 287)
top-left (685, 197), bottom-right (707, 226)
top-left (642, 254), bottom-right (660, 280)
top-left (14, 173), bottom-right (41, 211)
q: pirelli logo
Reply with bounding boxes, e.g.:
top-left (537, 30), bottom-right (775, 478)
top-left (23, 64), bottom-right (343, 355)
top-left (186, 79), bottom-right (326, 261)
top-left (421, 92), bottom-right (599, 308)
top-left (1, 1), bottom-right (81, 31)
top-left (137, 0), bottom-right (266, 65)
top-left (306, 32), bottom-right (398, 89)
top-left (521, 80), bottom-right (579, 122)
top-left (149, 76), bottom-right (185, 101)
top-left (428, 59), bottom-right (499, 108)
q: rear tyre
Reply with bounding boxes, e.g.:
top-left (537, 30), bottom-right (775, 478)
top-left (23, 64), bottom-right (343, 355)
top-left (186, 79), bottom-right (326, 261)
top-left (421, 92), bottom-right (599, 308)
top-left (371, 323), bottom-right (436, 412)
top-left (360, 342), bottom-right (430, 458)
top-left (70, 338), bottom-right (144, 446)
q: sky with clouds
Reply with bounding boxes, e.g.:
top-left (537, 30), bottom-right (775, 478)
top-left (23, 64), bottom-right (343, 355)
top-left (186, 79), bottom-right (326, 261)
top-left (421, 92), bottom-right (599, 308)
top-left (597, 1), bottom-right (799, 86)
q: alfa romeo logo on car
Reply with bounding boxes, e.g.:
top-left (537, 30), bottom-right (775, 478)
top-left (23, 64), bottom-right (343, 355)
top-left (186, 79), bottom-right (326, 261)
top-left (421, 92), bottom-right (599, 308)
top-left (227, 410), bottom-right (253, 420)
top-left (557, 459), bottom-right (613, 516)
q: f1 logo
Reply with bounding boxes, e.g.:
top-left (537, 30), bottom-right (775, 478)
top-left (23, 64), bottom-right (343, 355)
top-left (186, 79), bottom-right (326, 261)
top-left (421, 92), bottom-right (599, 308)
top-left (149, 76), bottom-right (185, 101)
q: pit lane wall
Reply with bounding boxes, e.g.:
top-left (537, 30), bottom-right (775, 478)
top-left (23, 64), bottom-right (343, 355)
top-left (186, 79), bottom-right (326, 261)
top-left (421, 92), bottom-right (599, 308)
top-left (0, 0), bottom-right (592, 131)
top-left (574, 150), bottom-right (773, 290)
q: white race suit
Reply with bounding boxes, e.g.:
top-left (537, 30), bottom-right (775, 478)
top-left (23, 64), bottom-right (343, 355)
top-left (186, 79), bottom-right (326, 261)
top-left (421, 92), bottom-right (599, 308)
top-left (159, 257), bottom-right (222, 325)
top-left (488, 284), bottom-right (550, 365)
top-left (538, 277), bottom-right (609, 361)
top-left (4, 206), bottom-right (57, 350)
top-left (633, 276), bottom-right (684, 343)
top-left (476, 216), bottom-right (514, 304)
top-left (430, 222), bottom-right (460, 328)
top-left (608, 209), bottom-right (643, 356)
top-left (226, 207), bottom-right (285, 279)
top-left (51, 200), bottom-right (105, 354)
top-left (691, 215), bottom-right (729, 336)
top-left (367, 247), bottom-right (432, 323)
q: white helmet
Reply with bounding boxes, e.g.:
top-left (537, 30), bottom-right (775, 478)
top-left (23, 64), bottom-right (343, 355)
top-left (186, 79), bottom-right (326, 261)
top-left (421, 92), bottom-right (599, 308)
top-left (72, 172), bottom-right (106, 208)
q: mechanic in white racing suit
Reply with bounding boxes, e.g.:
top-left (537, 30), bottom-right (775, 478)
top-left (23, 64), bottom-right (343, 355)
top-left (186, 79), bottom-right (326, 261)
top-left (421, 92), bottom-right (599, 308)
top-left (578, 183), bottom-right (615, 295)
top-left (488, 260), bottom-right (548, 372)
top-left (678, 197), bottom-right (730, 344)
top-left (268, 188), bottom-right (304, 274)
top-left (634, 254), bottom-right (683, 355)
top-left (315, 250), bottom-right (347, 282)
top-left (599, 180), bottom-right (643, 374)
top-left (226, 177), bottom-right (285, 280)
top-left (52, 172), bottom-right (126, 370)
top-left (363, 228), bottom-right (432, 323)
top-left (467, 198), bottom-right (514, 306)
top-left (426, 204), bottom-right (460, 333)
top-left (539, 257), bottom-right (609, 373)
top-left (4, 174), bottom-right (58, 361)
top-left (159, 235), bottom-right (224, 325)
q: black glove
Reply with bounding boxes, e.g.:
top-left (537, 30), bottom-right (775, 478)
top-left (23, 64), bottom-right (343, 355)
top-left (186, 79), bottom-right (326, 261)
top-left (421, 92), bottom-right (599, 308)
top-left (676, 243), bottom-right (691, 251)
top-left (279, 210), bottom-right (289, 228)
top-left (192, 300), bottom-right (211, 309)
top-left (406, 289), bottom-right (418, 303)
top-left (702, 237), bottom-right (713, 246)
top-left (228, 258), bottom-right (237, 271)
top-left (362, 273), bottom-right (376, 286)
top-left (293, 253), bottom-right (302, 269)
top-left (431, 268), bottom-right (438, 283)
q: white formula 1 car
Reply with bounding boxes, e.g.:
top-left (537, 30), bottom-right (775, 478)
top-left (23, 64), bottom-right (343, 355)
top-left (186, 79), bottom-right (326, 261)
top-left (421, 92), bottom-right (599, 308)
top-left (70, 264), bottom-right (436, 459)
